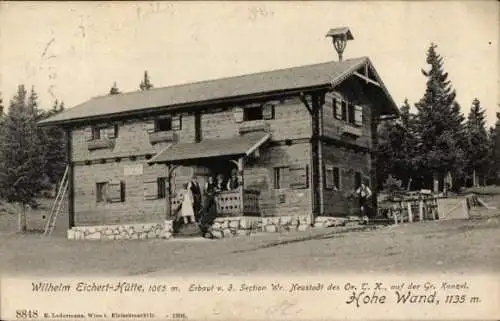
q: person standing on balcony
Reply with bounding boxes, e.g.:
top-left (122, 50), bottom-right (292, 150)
top-left (227, 169), bottom-right (241, 191)
top-left (215, 174), bottom-right (226, 192)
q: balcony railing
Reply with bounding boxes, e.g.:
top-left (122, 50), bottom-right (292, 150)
top-left (87, 138), bottom-right (115, 151)
top-left (239, 120), bottom-right (270, 135)
top-left (149, 131), bottom-right (176, 144)
top-left (170, 189), bottom-right (260, 218)
top-left (338, 123), bottom-right (362, 138)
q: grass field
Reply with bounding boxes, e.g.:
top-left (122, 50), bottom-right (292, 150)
top-left (1, 187), bottom-right (499, 277)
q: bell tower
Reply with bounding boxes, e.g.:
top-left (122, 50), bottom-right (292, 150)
top-left (325, 27), bottom-right (354, 61)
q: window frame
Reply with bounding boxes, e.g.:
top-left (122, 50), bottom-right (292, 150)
top-left (157, 177), bottom-right (168, 199)
top-left (96, 182), bottom-right (108, 203)
top-left (243, 105), bottom-right (264, 122)
top-left (273, 166), bottom-right (289, 190)
top-left (333, 167), bottom-right (342, 190)
top-left (155, 117), bottom-right (173, 132)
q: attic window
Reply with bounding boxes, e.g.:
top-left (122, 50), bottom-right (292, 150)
top-left (244, 106), bottom-right (263, 121)
top-left (155, 118), bottom-right (172, 132)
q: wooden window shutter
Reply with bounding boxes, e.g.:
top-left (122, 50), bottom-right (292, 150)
top-left (354, 106), bottom-right (363, 126)
top-left (335, 99), bottom-right (342, 120)
top-left (84, 127), bottom-right (93, 141)
top-left (107, 181), bottom-right (123, 203)
top-left (233, 107), bottom-right (244, 123)
top-left (325, 164), bottom-right (334, 189)
top-left (146, 120), bottom-right (155, 133)
top-left (144, 180), bottom-right (158, 200)
top-left (172, 115), bottom-right (182, 130)
top-left (262, 103), bottom-right (275, 120)
top-left (289, 165), bottom-right (309, 189)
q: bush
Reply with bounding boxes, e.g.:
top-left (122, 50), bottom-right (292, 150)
top-left (383, 175), bottom-right (403, 194)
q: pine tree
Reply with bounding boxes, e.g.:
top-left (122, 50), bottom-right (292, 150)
top-left (139, 70), bottom-right (154, 91)
top-left (109, 82), bottom-right (121, 95)
top-left (414, 43), bottom-right (466, 192)
top-left (487, 111), bottom-right (500, 184)
top-left (0, 85), bottom-right (49, 232)
top-left (40, 100), bottom-right (67, 192)
top-left (0, 92), bottom-right (4, 116)
top-left (465, 98), bottom-right (489, 186)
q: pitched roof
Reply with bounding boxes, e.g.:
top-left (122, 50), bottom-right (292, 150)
top-left (39, 56), bottom-right (398, 125)
top-left (148, 132), bottom-right (270, 164)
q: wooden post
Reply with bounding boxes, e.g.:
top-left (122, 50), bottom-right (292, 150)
top-left (419, 199), bottom-right (424, 221)
top-left (407, 201), bottom-right (413, 222)
top-left (238, 157), bottom-right (244, 216)
top-left (431, 198), bottom-right (437, 220)
top-left (165, 164), bottom-right (171, 220)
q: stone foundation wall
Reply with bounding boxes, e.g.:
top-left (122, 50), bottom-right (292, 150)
top-left (210, 216), bottom-right (261, 238)
top-left (261, 215), bottom-right (311, 232)
top-left (67, 215), bottom-right (367, 240)
top-left (67, 220), bottom-right (174, 240)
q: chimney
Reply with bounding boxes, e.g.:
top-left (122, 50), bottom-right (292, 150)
top-left (325, 27), bottom-right (354, 61)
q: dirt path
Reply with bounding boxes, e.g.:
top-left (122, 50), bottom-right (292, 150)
top-left (1, 218), bottom-right (499, 277)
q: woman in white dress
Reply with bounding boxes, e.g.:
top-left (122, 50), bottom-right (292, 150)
top-left (181, 183), bottom-right (196, 224)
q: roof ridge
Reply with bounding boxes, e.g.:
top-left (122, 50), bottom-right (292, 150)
top-left (91, 57), bottom-right (368, 100)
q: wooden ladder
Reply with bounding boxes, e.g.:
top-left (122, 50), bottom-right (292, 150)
top-left (43, 166), bottom-right (69, 236)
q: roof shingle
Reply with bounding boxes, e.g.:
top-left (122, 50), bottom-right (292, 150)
top-left (39, 57), bottom-right (372, 125)
top-left (148, 132), bottom-right (270, 164)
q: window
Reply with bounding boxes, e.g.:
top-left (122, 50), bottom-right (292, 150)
top-left (355, 171), bottom-right (362, 189)
top-left (96, 181), bottom-right (125, 203)
top-left (274, 165), bottom-right (308, 189)
top-left (354, 105), bottom-right (363, 126)
top-left (341, 101), bottom-right (348, 121)
top-left (157, 177), bottom-right (167, 199)
top-left (90, 124), bottom-right (118, 140)
top-left (325, 165), bottom-right (341, 190)
top-left (333, 98), bottom-right (339, 119)
top-left (273, 167), bottom-right (289, 189)
top-left (333, 167), bottom-right (341, 190)
top-left (96, 182), bottom-right (107, 203)
top-left (244, 106), bottom-right (263, 121)
top-left (155, 118), bottom-right (172, 132)
top-left (348, 103), bottom-right (356, 125)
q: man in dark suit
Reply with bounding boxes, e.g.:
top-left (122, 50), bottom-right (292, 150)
top-left (189, 175), bottom-right (202, 221)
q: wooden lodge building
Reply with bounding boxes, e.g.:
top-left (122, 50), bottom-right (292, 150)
top-left (39, 28), bottom-right (399, 240)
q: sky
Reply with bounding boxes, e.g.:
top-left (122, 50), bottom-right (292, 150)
top-left (0, 1), bottom-right (498, 125)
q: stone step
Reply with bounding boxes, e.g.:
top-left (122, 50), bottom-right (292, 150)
top-left (174, 222), bottom-right (203, 237)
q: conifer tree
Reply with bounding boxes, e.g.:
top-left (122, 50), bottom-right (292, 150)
top-left (414, 43), bottom-right (466, 192)
top-left (139, 70), bottom-right (154, 91)
top-left (0, 85), bottom-right (49, 232)
top-left (109, 82), bottom-right (121, 95)
top-left (40, 100), bottom-right (67, 191)
top-left (465, 98), bottom-right (489, 186)
top-left (487, 111), bottom-right (500, 184)
top-left (0, 92), bottom-right (4, 116)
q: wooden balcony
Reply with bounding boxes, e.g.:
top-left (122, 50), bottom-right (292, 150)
top-left (87, 138), bottom-right (115, 151)
top-left (149, 131), bottom-right (176, 144)
top-left (170, 189), bottom-right (260, 218)
top-left (216, 189), bottom-right (260, 217)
